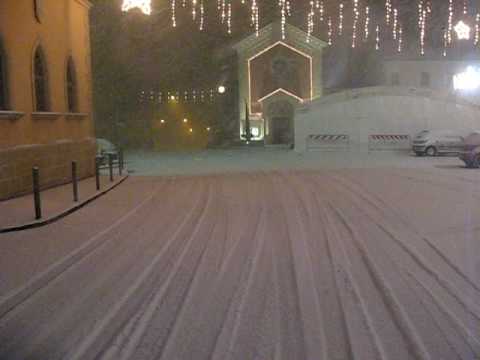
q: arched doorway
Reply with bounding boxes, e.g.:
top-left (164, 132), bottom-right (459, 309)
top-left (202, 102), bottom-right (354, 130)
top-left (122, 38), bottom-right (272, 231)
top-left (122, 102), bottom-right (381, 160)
top-left (265, 100), bottom-right (294, 145)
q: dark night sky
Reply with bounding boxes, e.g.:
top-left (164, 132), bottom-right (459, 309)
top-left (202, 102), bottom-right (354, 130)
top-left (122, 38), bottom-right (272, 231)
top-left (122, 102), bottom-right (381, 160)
top-left (90, 0), bottom-right (480, 102)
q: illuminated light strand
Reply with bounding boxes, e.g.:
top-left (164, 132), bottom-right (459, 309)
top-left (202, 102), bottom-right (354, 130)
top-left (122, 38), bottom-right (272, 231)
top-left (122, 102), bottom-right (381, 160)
top-left (328, 16), bottom-right (333, 45)
top-left (475, 13), bottom-right (480, 45)
top-left (443, 28), bottom-right (448, 56)
top-left (251, 0), bottom-right (259, 36)
top-left (171, 0), bottom-right (176, 27)
top-left (397, 26), bottom-right (403, 52)
top-left (227, 2), bottom-right (232, 34)
top-left (182, 0), bottom-right (186, 8)
top-left (338, 2), bottom-right (344, 35)
top-left (463, 0), bottom-right (468, 15)
top-left (307, 0), bottom-right (316, 42)
top-left (385, 0), bottom-right (392, 25)
top-left (280, 0), bottom-right (287, 39)
top-left (420, 7), bottom-right (426, 55)
top-left (418, 0), bottom-right (423, 30)
top-left (352, 0), bottom-right (359, 48)
top-left (448, 0), bottom-right (453, 44)
top-left (376, 25), bottom-right (380, 50)
top-left (319, 0), bottom-right (325, 22)
top-left (192, 0), bottom-right (197, 20)
top-left (364, 5), bottom-right (370, 41)
top-left (121, 0), bottom-right (152, 15)
top-left (393, 8), bottom-right (398, 39)
top-left (221, 0), bottom-right (226, 24)
top-left (200, 0), bottom-right (204, 30)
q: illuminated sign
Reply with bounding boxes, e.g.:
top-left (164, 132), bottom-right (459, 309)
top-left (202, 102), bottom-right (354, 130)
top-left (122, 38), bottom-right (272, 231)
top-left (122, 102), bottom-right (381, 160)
top-left (453, 66), bottom-right (480, 91)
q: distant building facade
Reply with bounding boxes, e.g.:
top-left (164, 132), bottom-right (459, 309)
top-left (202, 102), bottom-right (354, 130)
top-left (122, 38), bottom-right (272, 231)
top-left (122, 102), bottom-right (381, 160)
top-left (0, 0), bottom-right (95, 199)
top-left (231, 22), bottom-right (326, 145)
top-left (383, 58), bottom-right (480, 104)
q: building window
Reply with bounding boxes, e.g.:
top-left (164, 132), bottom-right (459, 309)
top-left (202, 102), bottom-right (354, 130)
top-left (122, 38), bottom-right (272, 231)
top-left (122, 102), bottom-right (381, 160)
top-left (33, 46), bottom-right (50, 112)
top-left (391, 72), bottom-right (400, 86)
top-left (420, 71), bottom-right (430, 88)
top-left (0, 40), bottom-right (8, 110)
top-left (33, 0), bottom-right (43, 23)
top-left (66, 58), bottom-right (78, 113)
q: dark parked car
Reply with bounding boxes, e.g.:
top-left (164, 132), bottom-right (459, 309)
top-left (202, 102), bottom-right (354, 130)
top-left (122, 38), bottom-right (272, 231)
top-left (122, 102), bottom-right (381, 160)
top-left (459, 132), bottom-right (480, 168)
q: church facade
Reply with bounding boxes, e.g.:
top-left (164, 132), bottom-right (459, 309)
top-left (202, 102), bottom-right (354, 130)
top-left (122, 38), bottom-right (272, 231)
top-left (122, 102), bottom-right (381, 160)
top-left (232, 22), bottom-right (326, 145)
top-left (0, 0), bottom-right (95, 199)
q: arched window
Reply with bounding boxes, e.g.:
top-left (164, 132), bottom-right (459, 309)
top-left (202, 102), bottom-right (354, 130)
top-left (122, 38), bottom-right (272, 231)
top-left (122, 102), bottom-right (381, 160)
top-left (33, 46), bottom-right (50, 112)
top-left (66, 57), bottom-right (78, 113)
top-left (0, 39), bottom-right (8, 110)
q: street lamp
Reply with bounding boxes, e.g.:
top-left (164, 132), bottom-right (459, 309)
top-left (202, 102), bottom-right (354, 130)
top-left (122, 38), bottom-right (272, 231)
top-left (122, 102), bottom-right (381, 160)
top-left (218, 85), bottom-right (226, 94)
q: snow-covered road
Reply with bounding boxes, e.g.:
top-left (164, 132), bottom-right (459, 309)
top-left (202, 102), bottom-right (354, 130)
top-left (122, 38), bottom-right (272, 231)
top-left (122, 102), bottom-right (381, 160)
top-left (0, 169), bottom-right (479, 359)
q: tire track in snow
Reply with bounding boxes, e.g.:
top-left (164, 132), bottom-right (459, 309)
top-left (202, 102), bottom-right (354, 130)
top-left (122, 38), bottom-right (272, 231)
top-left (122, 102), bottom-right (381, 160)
top-left (0, 178), bottom-right (170, 319)
top-left (120, 173), bottom-right (267, 360)
top-left (285, 172), bottom-right (353, 360)
top-left (112, 178), bottom-right (220, 360)
top-left (330, 172), bottom-right (480, 292)
top-left (319, 173), bottom-right (480, 359)
top-left (325, 174), bottom-right (480, 325)
top-left (274, 172), bottom-right (330, 360)
top-left (67, 180), bottom-right (213, 360)
top-left (318, 201), bottom-right (387, 360)
top-left (326, 202), bottom-right (434, 360)
top-left (0, 178), bottom-right (191, 359)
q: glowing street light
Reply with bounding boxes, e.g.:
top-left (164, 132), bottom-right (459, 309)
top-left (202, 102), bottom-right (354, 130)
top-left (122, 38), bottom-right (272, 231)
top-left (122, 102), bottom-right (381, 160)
top-left (453, 66), bottom-right (480, 91)
top-left (183, 118), bottom-right (188, 123)
top-left (189, 128), bottom-right (194, 133)
top-left (206, 127), bottom-right (211, 131)
top-left (454, 21), bottom-right (471, 40)
top-left (121, 0), bottom-right (152, 15)
top-left (217, 85), bottom-right (226, 94)
top-left (160, 119), bottom-right (165, 124)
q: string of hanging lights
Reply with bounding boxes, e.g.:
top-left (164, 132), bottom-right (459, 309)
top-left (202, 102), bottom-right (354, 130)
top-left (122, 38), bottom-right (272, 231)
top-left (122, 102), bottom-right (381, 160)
top-left (121, 0), bottom-right (480, 55)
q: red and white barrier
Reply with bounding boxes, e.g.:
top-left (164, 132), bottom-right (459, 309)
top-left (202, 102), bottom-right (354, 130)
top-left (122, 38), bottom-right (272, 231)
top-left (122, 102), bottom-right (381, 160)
top-left (368, 134), bottom-right (411, 151)
top-left (306, 134), bottom-right (350, 150)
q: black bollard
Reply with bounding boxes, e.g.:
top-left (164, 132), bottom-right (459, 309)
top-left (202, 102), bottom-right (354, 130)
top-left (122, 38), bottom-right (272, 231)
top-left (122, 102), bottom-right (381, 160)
top-left (95, 156), bottom-right (101, 191)
top-left (108, 153), bottom-right (114, 182)
top-left (32, 167), bottom-right (42, 220)
top-left (72, 161), bottom-right (78, 202)
top-left (119, 149), bottom-right (124, 176)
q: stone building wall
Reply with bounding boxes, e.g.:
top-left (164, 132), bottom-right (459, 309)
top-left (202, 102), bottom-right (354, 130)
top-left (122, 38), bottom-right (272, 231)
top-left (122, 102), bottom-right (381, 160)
top-left (0, 0), bottom-right (95, 199)
top-left (0, 138), bottom-right (95, 200)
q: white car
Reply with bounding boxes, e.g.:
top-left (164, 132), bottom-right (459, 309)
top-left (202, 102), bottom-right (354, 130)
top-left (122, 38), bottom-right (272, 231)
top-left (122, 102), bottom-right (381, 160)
top-left (412, 129), bottom-right (468, 156)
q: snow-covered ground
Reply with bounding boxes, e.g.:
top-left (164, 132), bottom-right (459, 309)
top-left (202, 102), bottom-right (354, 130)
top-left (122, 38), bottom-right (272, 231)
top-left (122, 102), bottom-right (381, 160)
top-left (0, 150), bottom-right (479, 359)
top-left (125, 147), bottom-right (470, 175)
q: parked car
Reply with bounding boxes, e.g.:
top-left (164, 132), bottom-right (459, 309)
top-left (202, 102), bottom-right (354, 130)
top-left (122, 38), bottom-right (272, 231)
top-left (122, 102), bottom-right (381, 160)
top-left (96, 138), bottom-right (118, 165)
top-left (412, 129), bottom-right (467, 156)
top-left (459, 132), bottom-right (480, 168)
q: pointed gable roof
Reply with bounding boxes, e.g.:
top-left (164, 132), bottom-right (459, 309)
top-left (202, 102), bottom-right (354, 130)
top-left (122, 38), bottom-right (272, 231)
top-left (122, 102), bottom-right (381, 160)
top-left (232, 21), bottom-right (327, 58)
